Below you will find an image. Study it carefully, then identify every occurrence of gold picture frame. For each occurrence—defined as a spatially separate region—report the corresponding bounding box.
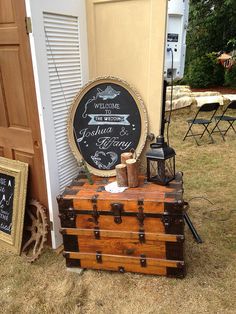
[68,76,148,177]
[0,157,28,254]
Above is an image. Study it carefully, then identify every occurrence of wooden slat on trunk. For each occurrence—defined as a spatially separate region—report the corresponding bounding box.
[61,227,183,242]
[66,251,184,268]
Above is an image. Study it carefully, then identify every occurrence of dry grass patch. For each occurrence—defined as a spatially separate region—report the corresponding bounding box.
[0,106,236,314]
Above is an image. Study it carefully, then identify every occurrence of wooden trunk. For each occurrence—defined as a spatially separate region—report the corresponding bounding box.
[57,173,186,278]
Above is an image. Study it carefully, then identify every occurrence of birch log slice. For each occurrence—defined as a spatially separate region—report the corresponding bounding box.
[126,159,139,188]
[121,152,133,164]
[115,164,128,187]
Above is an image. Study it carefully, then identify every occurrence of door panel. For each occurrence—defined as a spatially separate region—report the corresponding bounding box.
[0,48,29,127]
[0,0,48,238]
[26,0,89,248]
[0,0,15,23]
[86,0,167,136]
[0,68,9,127]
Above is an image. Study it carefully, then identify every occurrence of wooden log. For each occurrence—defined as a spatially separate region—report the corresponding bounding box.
[115,164,128,187]
[121,152,133,164]
[126,159,139,188]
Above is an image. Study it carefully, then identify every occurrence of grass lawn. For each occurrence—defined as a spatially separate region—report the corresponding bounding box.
[0,105,236,314]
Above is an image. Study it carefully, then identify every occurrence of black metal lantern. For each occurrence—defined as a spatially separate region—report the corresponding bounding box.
[146,135,176,185]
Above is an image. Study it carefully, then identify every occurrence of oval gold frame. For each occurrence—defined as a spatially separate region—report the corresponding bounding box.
[68,76,148,177]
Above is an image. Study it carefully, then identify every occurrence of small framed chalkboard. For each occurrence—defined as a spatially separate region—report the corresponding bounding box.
[0,157,28,254]
[68,77,148,176]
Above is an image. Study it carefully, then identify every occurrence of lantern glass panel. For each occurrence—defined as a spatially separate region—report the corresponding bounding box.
[165,157,175,181]
[149,159,157,178]
[148,156,175,185]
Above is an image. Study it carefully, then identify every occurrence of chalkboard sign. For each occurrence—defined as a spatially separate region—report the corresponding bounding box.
[0,157,28,254]
[0,173,15,235]
[68,77,148,176]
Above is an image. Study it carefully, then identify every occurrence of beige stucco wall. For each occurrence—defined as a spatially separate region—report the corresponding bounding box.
[86,0,167,137]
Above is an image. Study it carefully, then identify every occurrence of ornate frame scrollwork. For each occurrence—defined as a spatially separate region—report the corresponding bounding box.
[0,157,28,254]
[67,76,148,177]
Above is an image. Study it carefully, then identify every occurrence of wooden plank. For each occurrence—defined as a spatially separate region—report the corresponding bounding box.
[0,28,18,44]
[13,150,36,198]
[73,197,165,213]
[62,174,184,214]
[60,171,185,276]
[86,0,167,137]
[64,173,182,194]
[0,67,9,127]
[66,251,184,268]
[0,0,49,242]
[0,0,15,23]
[0,47,29,127]
[66,194,184,214]
[0,127,33,153]
[80,259,167,276]
[75,215,165,233]
[69,184,171,197]
[69,173,182,187]
[62,227,183,242]
[77,236,166,259]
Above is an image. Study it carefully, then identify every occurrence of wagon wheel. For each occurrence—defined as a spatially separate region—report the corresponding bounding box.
[21,199,48,263]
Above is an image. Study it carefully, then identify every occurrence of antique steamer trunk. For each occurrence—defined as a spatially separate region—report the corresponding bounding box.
[57,172,186,278]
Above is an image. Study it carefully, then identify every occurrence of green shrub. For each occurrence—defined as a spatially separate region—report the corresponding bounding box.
[186,53,225,88]
[224,63,236,87]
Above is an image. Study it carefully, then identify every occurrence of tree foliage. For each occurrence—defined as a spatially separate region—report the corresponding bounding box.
[225,64,236,87]
[187,0,236,55]
[187,53,224,88]
[185,0,236,87]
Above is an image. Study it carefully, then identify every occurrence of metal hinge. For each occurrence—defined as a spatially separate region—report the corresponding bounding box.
[161,215,172,228]
[137,199,145,227]
[94,227,100,239]
[118,266,125,273]
[140,254,147,267]
[25,17,32,34]
[50,221,53,231]
[138,229,145,243]
[91,194,99,225]
[96,251,102,263]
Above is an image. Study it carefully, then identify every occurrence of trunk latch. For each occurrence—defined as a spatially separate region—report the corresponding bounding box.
[91,194,99,225]
[111,203,124,224]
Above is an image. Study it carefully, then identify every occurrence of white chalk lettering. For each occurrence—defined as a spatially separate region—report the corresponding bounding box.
[0,178,6,186]
[77,126,113,143]
[120,127,129,136]
[88,114,130,126]
[0,222,11,232]
[96,137,132,151]
[0,212,8,221]
[0,209,9,215]
[94,103,120,110]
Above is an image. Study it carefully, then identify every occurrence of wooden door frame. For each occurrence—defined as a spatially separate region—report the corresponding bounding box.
[0,0,50,245]
[25,0,89,248]
[17,0,50,242]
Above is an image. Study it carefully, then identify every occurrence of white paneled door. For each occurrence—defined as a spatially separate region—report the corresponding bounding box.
[25,0,89,248]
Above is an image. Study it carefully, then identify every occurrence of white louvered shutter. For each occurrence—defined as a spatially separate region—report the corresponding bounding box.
[43,12,83,192]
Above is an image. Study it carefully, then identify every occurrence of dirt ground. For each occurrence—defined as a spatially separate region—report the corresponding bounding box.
[1,106,236,314]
